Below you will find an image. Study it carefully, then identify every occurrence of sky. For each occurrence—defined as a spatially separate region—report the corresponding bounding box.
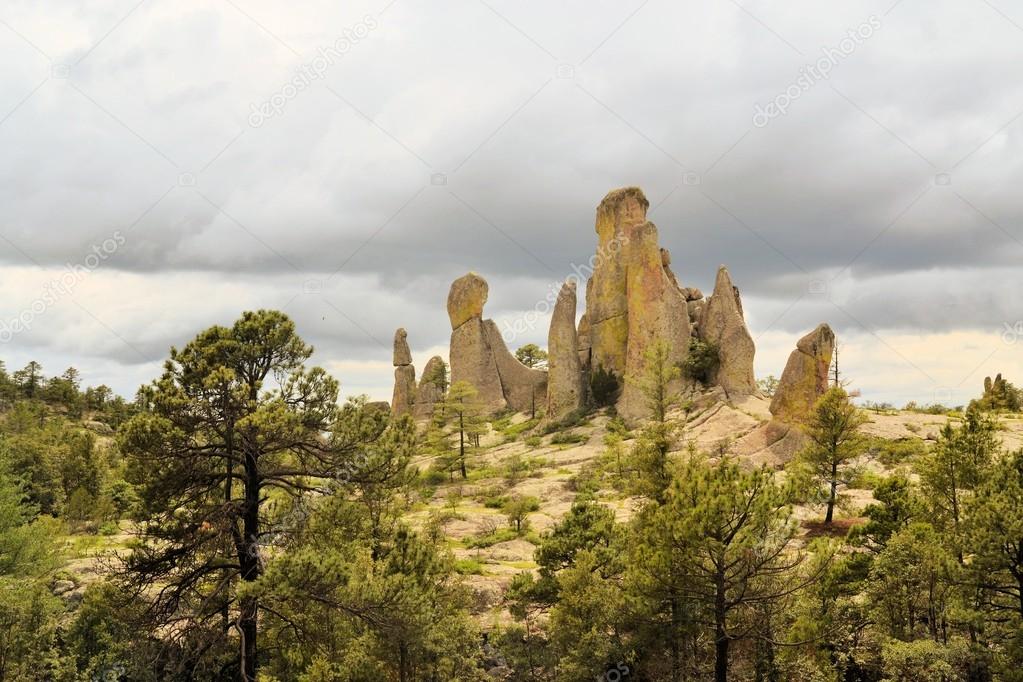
[0,0,1021,407]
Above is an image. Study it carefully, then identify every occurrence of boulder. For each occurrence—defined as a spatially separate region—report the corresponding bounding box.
[546,281,585,422]
[414,356,447,419]
[681,287,704,302]
[769,323,836,422]
[447,272,488,329]
[392,327,412,366]
[699,266,756,397]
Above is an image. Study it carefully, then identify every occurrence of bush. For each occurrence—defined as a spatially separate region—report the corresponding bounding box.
[453,558,484,575]
[681,338,720,384]
[525,435,542,448]
[590,366,620,407]
[865,436,926,467]
[550,431,586,445]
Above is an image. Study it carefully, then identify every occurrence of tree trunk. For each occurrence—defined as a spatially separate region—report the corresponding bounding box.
[459,414,467,479]
[825,461,838,524]
[238,448,261,681]
[670,595,682,682]
[715,572,729,682]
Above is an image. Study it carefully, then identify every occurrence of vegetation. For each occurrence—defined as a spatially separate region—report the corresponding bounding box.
[799,387,868,524]
[514,344,548,369]
[3,310,1023,681]
[680,338,719,384]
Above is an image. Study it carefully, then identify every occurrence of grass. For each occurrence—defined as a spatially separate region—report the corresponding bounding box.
[453,558,486,575]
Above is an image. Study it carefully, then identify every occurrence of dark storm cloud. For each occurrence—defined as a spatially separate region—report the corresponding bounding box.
[0,0,1021,397]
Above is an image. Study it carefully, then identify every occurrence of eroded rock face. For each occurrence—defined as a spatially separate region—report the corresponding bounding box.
[587,187,646,379]
[447,272,548,414]
[584,187,692,420]
[699,266,756,397]
[450,316,507,412]
[577,313,592,371]
[447,272,488,329]
[770,323,836,422]
[483,320,547,414]
[547,281,585,422]
[393,328,412,366]
[391,328,416,417]
[414,356,447,420]
[618,222,691,420]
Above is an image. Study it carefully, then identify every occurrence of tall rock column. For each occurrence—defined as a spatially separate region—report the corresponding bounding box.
[447,272,547,414]
[699,266,756,397]
[584,187,691,420]
[414,355,447,420]
[546,280,585,422]
[391,328,417,417]
[448,272,507,412]
[586,187,645,380]
[770,324,835,422]
[618,220,691,420]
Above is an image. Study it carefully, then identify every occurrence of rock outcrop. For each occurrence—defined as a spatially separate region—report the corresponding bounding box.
[391,328,416,417]
[770,324,836,422]
[584,187,691,420]
[699,266,756,397]
[447,273,547,414]
[414,356,447,420]
[546,281,585,422]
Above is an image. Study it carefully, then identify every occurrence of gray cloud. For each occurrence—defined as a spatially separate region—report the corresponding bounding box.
[0,0,1021,401]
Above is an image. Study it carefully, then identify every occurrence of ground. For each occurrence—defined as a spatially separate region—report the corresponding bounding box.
[410,396,1023,627]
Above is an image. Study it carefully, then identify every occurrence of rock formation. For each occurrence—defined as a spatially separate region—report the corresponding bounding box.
[584,187,691,420]
[546,281,585,422]
[391,328,416,417]
[700,266,756,396]
[447,272,547,414]
[414,355,447,420]
[770,323,836,422]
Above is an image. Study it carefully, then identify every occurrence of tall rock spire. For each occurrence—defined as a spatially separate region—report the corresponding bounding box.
[547,280,585,422]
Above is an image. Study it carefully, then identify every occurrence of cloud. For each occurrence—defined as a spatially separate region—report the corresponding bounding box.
[0,0,1020,403]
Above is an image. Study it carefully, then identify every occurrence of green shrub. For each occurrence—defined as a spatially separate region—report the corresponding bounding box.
[865,436,926,467]
[525,435,542,448]
[590,366,620,407]
[681,338,720,384]
[453,558,484,575]
[550,431,586,445]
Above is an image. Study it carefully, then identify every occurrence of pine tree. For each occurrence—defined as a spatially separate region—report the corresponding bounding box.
[117,310,383,681]
[800,387,867,524]
[433,381,485,480]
